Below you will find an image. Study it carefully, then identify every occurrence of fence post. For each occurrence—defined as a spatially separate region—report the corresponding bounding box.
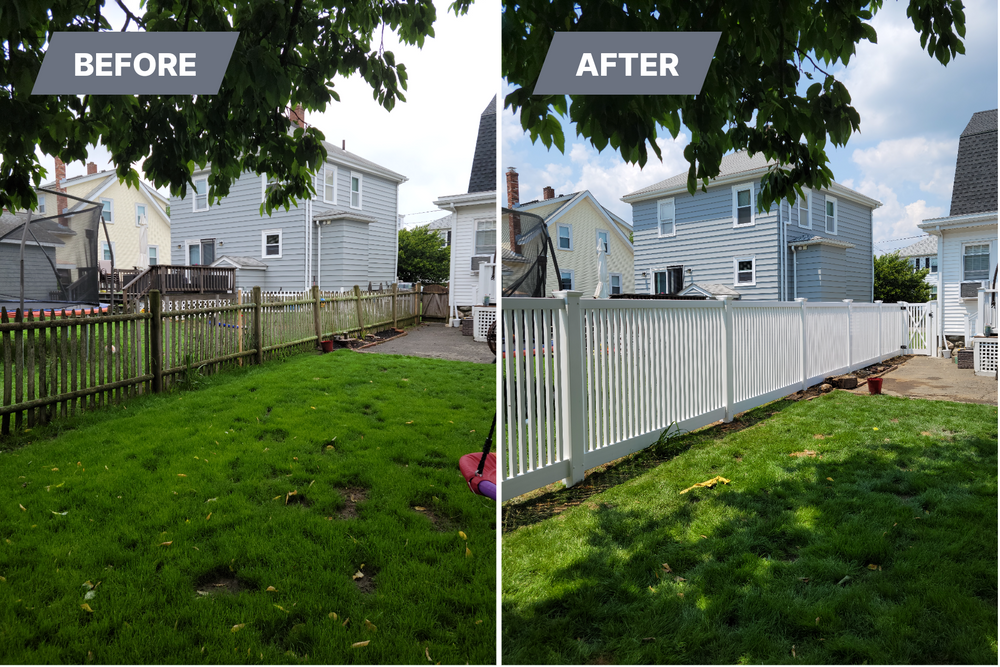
[312,285,322,348]
[353,285,365,338]
[718,295,735,422]
[899,301,909,355]
[253,286,263,365]
[875,300,884,363]
[843,299,854,372]
[391,282,398,328]
[977,288,986,338]
[796,298,808,391]
[150,289,163,393]
[416,282,423,324]
[554,290,587,488]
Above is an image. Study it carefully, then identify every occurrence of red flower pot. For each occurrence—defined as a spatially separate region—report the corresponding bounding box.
[868,377,883,395]
[320,339,334,353]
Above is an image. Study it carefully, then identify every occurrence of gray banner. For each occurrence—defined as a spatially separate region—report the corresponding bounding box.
[32,32,239,95]
[533,32,721,96]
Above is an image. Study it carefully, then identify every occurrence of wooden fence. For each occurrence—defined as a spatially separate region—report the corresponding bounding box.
[1,284,423,435]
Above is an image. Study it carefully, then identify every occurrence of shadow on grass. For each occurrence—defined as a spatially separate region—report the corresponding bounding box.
[502,424,997,664]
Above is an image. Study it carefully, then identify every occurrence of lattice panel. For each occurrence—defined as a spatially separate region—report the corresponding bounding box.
[974,339,997,377]
[473,306,496,343]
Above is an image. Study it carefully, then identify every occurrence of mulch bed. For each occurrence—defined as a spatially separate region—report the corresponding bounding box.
[325,328,407,351]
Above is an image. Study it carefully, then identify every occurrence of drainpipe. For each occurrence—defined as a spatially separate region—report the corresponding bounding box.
[792,244,798,300]
[304,198,311,290]
[317,223,322,290]
[778,201,784,301]
[447,202,458,324]
[936,224,944,357]
[393,185,401,283]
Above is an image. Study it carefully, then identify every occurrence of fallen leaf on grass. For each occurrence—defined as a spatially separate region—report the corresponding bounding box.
[364,619,377,632]
[414,506,426,511]
[342,617,350,627]
[837,575,851,586]
[642,637,656,643]
[679,476,730,494]
[352,571,365,580]
[792,644,796,658]
[798,577,809,583]
[285,490,298,505]
[328,612,337,620]
[51,511,68,516]
[816,617,820,625]
[867,564,878,570]
[662,563,672,572]
[231,624,244,633]
[458,531,467,541]
[826,477,834,482]
[159,541,172,547]
[700,534,709,539]
[790,450,818,458]
[205,513,212,521]
[405,421,413,425]
[80,603,94,612]
[425,647,433,662]
[51,468,58,471]
[82,581,94,590]
[920,431,932,436]
[85,590,96,600]
[19,504,26,511]
[677,592,684,598]
[352,641,370,648]
[674,576,686,582]
[813,434,825,440]
[310,407,316,410]
[465,547,472,558]
[177,474,187,477]
[265,586,277,592]
[873,427,879,431]
[206,497,217,503]
[274,605,288,613]
[272,495,282,501]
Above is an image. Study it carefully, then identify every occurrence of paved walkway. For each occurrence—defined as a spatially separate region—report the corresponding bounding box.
[846,355,997,405]
[358,322,495,364]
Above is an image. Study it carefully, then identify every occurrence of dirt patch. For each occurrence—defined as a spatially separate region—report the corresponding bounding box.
[195,566,256,597]
[284,491,310,507]
[334,487,367,519]
[411,505,453,531]
[352,564,377,594]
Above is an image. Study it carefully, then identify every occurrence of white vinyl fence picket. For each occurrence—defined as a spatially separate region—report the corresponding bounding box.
[501,292,923,501]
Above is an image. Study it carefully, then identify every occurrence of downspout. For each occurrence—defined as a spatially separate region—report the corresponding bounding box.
[792,244,798,300]
[447,202,458,323]
[304,197,311,290]
[936,224,944,356]
[394,185,400,283]
[778,201,784,301]
[317,223,322,290]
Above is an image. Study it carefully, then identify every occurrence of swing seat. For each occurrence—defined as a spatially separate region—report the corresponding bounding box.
[459,451,496,500]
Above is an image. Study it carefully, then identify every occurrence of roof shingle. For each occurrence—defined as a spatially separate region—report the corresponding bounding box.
[467,96,497,193]
[950,109,998,216]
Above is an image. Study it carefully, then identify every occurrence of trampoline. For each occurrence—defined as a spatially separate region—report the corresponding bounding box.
[0,301,110,319]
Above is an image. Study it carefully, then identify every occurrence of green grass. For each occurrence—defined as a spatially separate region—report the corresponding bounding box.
[502,392,997,664]
[0,349,496,664]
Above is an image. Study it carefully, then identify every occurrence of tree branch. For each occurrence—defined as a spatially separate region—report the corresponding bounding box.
[280,0,306,67]
[114,0,144,31]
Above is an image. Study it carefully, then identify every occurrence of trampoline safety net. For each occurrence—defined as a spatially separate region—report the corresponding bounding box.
[501,207,560,299]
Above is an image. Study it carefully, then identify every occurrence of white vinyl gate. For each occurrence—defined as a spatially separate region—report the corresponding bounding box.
[901,302,935,356]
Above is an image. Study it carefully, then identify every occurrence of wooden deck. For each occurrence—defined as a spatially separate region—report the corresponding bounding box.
[100,265,236,305]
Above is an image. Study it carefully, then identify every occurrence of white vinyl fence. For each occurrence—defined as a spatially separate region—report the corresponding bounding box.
[501,292,919,501]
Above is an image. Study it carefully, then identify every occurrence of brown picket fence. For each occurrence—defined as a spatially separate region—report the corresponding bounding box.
[0,284,423,436]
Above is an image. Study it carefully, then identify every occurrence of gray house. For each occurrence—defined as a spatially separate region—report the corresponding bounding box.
[170,112,407,292]
[621,151,881,301]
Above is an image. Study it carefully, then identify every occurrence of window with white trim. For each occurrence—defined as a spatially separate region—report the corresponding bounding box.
[474,218,496,256]
[193,177,209,211]
[559,269,574,291]
[824,196,838,234]
[262,229,283,259]
[323,165,336,204]
[732,184,754,226]
[597,229,610,254]
[350,172,362,209]
[653,267,683,295]
[734,256,756,286]
[657,198,675,236]
[610,273,622,295]
[798,189,811,228]
[929,285,937,300]
[101,241,115,261]
[557,224,573,250]
[148,246,158,266]
[963,243,990,282]
[37,197,45,214]
[101,198,113,223]
[135,203,147,227]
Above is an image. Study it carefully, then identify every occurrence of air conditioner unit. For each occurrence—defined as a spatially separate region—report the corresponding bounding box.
[471,255,492,271]
[961,282,985,299]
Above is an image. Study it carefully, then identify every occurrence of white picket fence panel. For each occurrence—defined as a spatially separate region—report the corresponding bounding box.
[501,293,912,501]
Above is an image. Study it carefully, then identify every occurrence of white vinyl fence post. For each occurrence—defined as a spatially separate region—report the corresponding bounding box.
[796,298,808,391]
[554,290,587,488]
[977,288,986,338]
[899,301,909,355]
[718,295,736,422]
[843,299,854,372]
[875,300,884,362]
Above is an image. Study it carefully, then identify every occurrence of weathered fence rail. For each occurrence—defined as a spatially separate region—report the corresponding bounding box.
[501,292,918,501]
[1,284,422,435]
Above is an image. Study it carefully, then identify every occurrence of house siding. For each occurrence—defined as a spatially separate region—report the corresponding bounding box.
[317,220,370,291]
[544,196,635,297]
[449,202,495,308]
[0,243,58,301]
[632,181,779,299]
[937,225,998,335]
[332,169,398,286]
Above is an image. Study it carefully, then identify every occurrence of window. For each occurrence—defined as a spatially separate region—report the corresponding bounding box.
[188,239,215,265]
[824,196,838,234]
[657,198,675,236]
[559,270,574,291]
[929,285,938,300]
[37,197,45,214]
[193,178,209,211]
[148,246,158,266]
[135,203,147,227]
[734,256,756,286]
[929,256,938,273]
[653,267,683,295]
[262,229,282,259]
[350,172,362,209]
[597,229,610,254]
[732,184,754,226]
[101,198,113,223]
[188,243,200,265]
[557,224,573,250]
[101,241,115,261]
[323,165,336,203]
[963,244,990,282]
[475,218,496,256]
[610,274,622,295]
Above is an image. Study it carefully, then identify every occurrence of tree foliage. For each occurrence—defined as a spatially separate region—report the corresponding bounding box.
[502,0,967,211]
[874,252,931,303]
[1,0,473,213]
[397,224,450,284]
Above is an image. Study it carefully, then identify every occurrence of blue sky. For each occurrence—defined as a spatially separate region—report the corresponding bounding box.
[501,0,998,253]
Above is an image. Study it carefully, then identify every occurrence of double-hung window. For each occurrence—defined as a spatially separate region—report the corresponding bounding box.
[657,198,675,236]
[350,172,362,209]
[101,241,115,261]
[734,256,756,286]
[135,204,147,227]
[323,165,336,203]
[37,197,45,215]
[101,198,113,223]
[557,224,573,250]
[963,244,990,282]
[475,219,496,256]
[148,246,158,266]
[193,177,209,211]
[733,184,754,227]
[610,274,622,295]
[824,196,838,234]
[262,230,282,259]
[597,229,610,254]
[559,270,574,291]
[797,189,811,228]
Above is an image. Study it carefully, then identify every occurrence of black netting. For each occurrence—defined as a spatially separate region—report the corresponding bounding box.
[0,194,104,308]
[501,207,560,298]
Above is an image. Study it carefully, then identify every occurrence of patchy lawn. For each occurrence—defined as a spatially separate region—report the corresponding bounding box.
[1,349,495,664]
[502,392,997,664]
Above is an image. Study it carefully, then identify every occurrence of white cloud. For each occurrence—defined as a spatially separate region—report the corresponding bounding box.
[850,137,957,197]
[852,179,945,244]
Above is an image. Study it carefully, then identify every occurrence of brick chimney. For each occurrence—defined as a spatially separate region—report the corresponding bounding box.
[543,186,555,200]
[289,104,305,129]
[87,162,97,175]
[506,167,519,208]
[53,156,68,214]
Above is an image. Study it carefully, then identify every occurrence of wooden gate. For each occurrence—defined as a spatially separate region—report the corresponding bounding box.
[421,284,449,320]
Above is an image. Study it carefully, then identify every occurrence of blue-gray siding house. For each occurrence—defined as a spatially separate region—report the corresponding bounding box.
[621,151,881,302]
[170,121,407,293]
